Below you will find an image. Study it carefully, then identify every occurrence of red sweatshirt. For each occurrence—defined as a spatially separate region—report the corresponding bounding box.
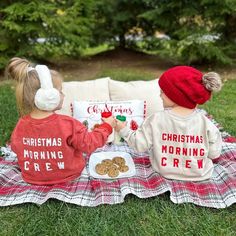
[11,113,112,185]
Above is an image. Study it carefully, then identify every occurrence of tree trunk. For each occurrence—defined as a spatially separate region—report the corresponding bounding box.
[118,34,126,48]
[224,14,236,41]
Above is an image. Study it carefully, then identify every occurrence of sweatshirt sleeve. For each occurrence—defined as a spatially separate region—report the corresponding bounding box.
[119,116,153,153]
[10,129,17,154]
[9,120,21,155]
[67,119,112,154]
[207,120,222,159]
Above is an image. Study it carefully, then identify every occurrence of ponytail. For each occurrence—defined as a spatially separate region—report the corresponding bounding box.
[6,57,40,116]
[6,57,63,116]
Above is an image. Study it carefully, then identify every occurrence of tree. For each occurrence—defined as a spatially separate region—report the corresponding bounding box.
[92,0,150,48]
[1,0,235,68]
[140,0,236,64]
[0,0,96,69]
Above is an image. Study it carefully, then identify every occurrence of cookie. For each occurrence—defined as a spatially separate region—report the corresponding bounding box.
[119,165,129,173]
[92,124,100,130]
[107,166,119,178]
[95,156,130,178]
[102,159,113,167]
[95,163,108,175]
[112,156,126,166]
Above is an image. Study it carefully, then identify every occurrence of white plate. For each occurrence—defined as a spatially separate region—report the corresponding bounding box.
[89,151,136,179]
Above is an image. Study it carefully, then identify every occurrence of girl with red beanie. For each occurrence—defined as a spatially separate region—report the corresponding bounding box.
[115,66,223,181]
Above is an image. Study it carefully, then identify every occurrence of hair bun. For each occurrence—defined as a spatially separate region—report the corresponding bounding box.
[202,72,222,92]
[6,57,30,82]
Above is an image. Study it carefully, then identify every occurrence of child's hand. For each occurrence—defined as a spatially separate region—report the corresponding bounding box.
[115,120,127,132]
[102,116,116,128]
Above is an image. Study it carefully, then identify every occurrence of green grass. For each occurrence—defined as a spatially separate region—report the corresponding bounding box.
[0,81,18,146]
[97,67,154,82]
[0,196,236,236]
[0,71,236,236]
[200,79,236,136]
[81,44,114,57]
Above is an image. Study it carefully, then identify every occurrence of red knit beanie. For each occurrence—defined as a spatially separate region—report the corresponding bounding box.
[158,66,211,109]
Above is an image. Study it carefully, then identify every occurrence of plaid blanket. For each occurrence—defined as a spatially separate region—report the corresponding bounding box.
[1,111,236,208]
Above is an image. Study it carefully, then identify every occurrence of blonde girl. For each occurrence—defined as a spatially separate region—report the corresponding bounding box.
[7,57,116,185]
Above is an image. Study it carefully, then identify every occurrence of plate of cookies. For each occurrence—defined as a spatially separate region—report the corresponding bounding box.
[89,151,136,179]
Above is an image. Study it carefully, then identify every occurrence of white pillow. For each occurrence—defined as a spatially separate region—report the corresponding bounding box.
[57,77,110,116]
[72,100,145,143]
[108,78,163,117]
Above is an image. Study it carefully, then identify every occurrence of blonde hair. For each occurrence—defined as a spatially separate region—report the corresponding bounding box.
[202,72,222,92]
[6,57,63,116]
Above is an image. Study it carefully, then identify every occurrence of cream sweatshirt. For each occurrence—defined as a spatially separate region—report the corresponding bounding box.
[120,109,222,181]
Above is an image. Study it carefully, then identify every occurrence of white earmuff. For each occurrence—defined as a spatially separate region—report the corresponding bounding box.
[34,65,60,111]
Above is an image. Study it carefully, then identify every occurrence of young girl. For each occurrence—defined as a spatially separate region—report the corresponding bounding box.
[115,66,223,181]
[7,57,116,185]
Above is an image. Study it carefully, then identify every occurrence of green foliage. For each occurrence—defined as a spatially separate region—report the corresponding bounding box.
[175,36,232,65]
[0,0,236,68]
[140,0,236,65]
[0,0,96,68]
[92,0,149,48]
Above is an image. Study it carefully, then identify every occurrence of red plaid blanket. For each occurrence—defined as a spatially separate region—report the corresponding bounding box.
[1,111,236,208]
[0,142,236,208]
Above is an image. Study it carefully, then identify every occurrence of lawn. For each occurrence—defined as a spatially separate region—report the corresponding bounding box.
[0,57,236,235]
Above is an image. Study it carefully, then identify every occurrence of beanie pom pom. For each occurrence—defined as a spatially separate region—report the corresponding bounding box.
[202,72,222,92]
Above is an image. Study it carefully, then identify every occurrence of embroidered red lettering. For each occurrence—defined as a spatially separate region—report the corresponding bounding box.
[175,147,181,155]
[200,149,205,156]
[197,159,203,168]
[173,158,179,167]
[169,146,174,154]
[162,133,167,140]
[162,145,167,153]
[185,160,191,168]
[161,157,167,166]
